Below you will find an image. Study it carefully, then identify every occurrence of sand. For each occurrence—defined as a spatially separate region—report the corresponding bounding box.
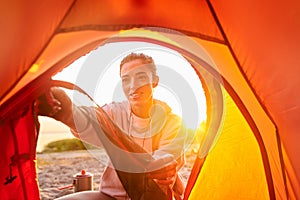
[37,149,196,200]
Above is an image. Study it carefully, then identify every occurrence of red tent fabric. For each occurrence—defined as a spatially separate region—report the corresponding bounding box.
[0,102,40,200]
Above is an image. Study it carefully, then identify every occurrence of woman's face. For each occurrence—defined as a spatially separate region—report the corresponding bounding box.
[120,59,158,108]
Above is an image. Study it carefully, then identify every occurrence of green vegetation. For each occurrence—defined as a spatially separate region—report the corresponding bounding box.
[42,138,97,153]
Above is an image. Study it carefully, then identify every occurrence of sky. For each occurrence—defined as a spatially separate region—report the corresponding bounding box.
[39,42,207,135]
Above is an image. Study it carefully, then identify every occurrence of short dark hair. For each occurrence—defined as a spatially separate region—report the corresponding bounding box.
[119,52,157,76]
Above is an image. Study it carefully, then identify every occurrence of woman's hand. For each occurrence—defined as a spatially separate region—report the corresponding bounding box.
[37,87,74,128]
[146,154,178,186]
[37,88,62,117]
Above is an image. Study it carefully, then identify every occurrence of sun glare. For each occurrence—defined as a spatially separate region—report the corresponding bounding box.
[51,42,206,130]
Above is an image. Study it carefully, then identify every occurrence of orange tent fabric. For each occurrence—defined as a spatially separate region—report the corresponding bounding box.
[0,1,299,199]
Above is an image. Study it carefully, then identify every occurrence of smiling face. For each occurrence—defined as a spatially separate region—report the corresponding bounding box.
[120,58,158,117]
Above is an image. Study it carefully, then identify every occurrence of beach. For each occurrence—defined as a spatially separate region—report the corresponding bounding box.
[37,150,105,199]
[37,148,197,200]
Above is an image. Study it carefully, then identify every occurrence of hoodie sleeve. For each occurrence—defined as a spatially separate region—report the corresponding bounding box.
[70,106,104,148]
[70,102,124,148]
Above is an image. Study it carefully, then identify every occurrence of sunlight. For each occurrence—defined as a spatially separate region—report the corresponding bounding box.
[47,42,206,130]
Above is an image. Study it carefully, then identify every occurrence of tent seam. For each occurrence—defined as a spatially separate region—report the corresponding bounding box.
[183,156,206,200]
[181,45,275,200]
[206,0,288,199]
[0,0,78,104]
[56,24,226,44]
[10,120,28,200]
[0,38,104,120]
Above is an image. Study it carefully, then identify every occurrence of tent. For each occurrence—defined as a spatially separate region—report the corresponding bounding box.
[0,0,299,199]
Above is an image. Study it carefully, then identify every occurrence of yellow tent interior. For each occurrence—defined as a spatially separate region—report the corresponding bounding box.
[0,1,299,199]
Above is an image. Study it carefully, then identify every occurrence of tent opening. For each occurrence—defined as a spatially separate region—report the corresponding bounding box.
[36,41,208,199]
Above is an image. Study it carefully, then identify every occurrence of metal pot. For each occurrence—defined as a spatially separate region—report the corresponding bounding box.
[73,169,93,192]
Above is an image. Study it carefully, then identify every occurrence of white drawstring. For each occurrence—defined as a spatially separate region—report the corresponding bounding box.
[128,112,152,150]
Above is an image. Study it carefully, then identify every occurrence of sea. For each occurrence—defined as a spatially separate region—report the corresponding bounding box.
[36,116,75,153]
[37,131,75,153]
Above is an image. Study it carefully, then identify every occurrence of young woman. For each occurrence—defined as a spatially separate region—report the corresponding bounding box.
[39,53,186,200]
